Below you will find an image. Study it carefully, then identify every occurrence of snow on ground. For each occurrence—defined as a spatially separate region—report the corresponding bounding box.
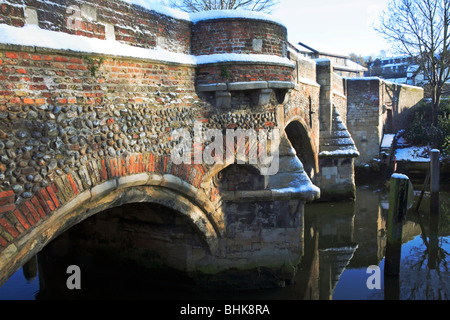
[395,146,431,162]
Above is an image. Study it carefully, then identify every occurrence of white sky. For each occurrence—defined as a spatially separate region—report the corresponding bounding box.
[271,0,393,57]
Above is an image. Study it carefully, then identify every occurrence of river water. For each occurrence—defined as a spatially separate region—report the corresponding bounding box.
[0,180,449,300]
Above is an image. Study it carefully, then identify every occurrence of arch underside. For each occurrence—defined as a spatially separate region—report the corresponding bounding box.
[285,119,318,179]
[0,178,219,287]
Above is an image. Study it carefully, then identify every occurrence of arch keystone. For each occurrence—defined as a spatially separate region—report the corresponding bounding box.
[117,173,150,189]
[91,180,118,200]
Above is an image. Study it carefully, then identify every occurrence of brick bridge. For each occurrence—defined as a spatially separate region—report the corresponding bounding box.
[0,0,389,289]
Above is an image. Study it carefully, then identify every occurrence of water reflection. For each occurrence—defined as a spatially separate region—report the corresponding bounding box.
[0,185,448,300]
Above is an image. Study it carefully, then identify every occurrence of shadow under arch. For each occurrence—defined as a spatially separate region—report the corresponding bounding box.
[201,161,265,185]
[284,118,318,180]
[0,175,219,287]
[214,163,267,192]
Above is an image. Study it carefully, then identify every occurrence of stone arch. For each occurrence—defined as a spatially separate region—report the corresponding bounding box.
[0,172,220,287]
[284,118,318,179]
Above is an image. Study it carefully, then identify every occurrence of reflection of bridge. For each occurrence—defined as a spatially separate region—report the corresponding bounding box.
[0,0,418,289]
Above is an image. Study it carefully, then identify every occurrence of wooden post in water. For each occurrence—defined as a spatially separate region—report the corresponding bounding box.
[385,173,412,277]
[430,150,440,215]
[429,150,440,269]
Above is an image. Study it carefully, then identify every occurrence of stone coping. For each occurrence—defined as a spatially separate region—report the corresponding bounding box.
[197,81,296,92]
[0,43,197,67]
[220,186,320,202]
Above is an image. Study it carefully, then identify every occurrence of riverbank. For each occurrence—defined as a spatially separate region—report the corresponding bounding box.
[356,131,450,187]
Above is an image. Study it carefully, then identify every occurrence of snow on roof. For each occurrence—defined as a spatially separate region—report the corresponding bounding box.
[296,41,350,58]
[345,59,368,71]
[377,54,411,61]
[384,78,408,84]
[288,42,313,54]
[334,63,367,72]
[381,134,395,149]
[407,65,420,73]
[345,76,381,81]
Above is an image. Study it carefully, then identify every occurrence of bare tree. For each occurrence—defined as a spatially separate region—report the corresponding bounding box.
[375,0,450,126]
[168,0,279,13]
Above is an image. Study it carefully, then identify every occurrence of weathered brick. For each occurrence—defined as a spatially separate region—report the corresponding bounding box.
[35,192,51,215]
[0,234,8,247]
[13,209,30,230]
[46,186,60,208]
[100,159,108,181]
[30,196,46,218]
[24,201,41,223]
[0,217,19,238]
[67,174,80,195]
[54,56,69,62]
[5,52,18,59]
[0,204,15,214]
[0,190,14,199]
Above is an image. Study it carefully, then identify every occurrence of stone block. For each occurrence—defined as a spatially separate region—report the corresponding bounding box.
[24,8,38,26]
[228,81,268,91]
[117,173,149,189]
[104,23,116,41]
[252,39,263,52]
[81,4,97,21]
[250,89,272,107]
[197,83,227,92]
[215,91,231,108]
[268,81,295,89]
[91,180,117,200]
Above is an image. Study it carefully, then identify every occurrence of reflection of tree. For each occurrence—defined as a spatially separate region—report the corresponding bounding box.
[414,191,450,266]
[400,237,449,300]
[400,191,450,300]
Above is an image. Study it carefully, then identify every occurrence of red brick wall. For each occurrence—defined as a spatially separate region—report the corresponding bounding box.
[0,49,198,107]
[0,2,25,27]
[192,19,287,57]
[197,64,294,85]
[0,0,192,53]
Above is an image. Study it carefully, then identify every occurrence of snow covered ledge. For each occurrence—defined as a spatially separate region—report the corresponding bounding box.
[0,24,197,66]
[0,24,293,67]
